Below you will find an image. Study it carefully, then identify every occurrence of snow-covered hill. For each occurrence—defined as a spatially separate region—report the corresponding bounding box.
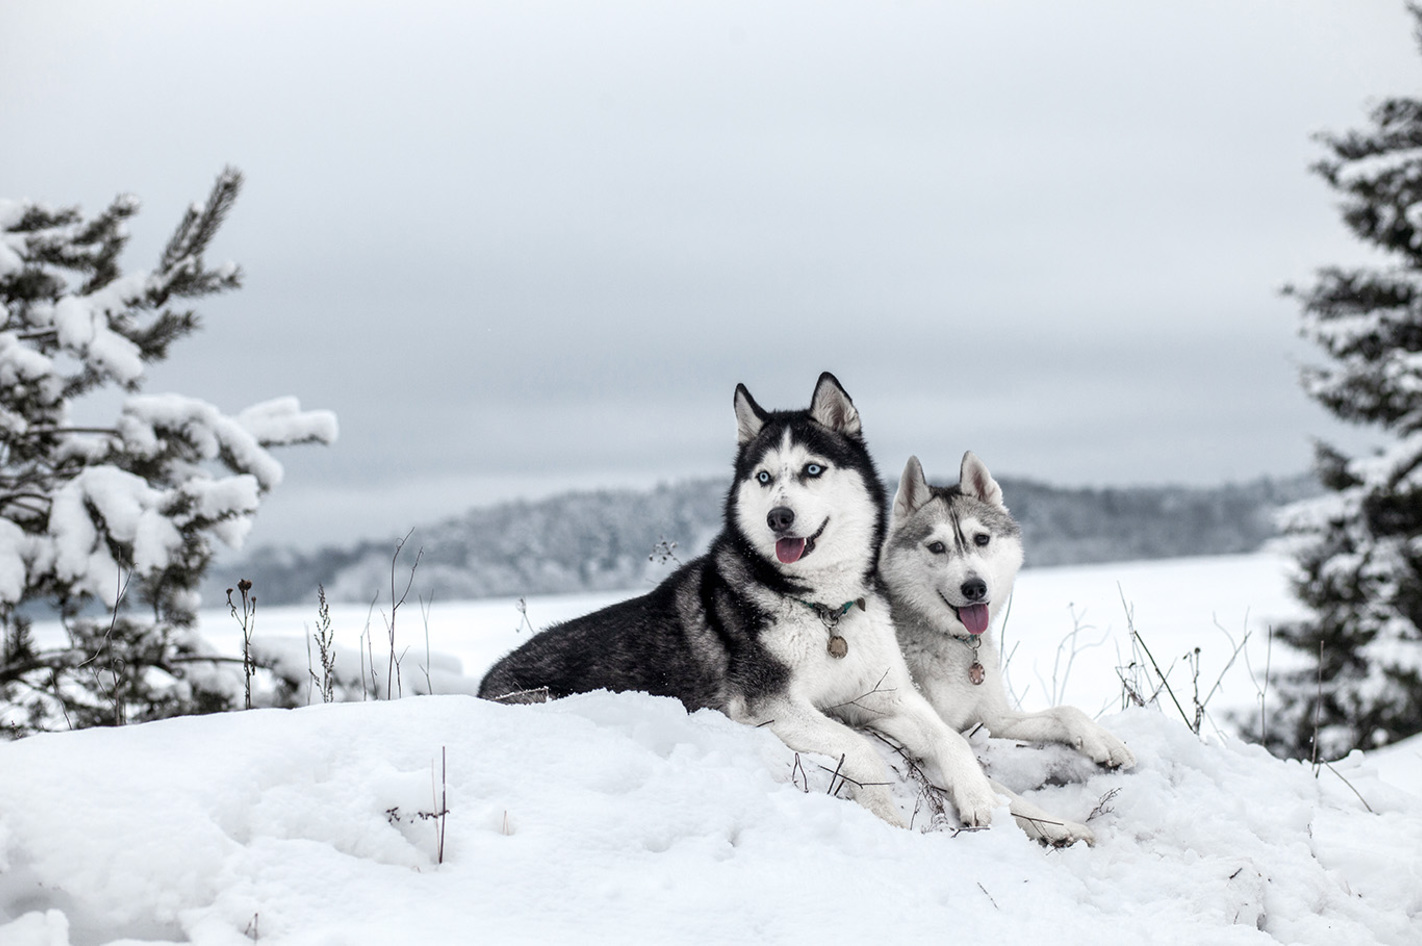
[1,695,1418,945]
[2,552,1419,945]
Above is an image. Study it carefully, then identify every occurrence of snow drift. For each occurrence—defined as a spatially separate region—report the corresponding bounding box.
[0,691,1417,946]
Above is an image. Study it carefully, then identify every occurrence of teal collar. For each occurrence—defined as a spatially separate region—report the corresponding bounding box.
[795,597,863,628]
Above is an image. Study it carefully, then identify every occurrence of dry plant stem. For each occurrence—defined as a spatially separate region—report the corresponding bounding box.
[826,670,896,716]
[790,753,809,792]
[304,632,314,706]
[1039,603,1110,709]
[825,753,848,798]
[648,536,682,568]
[308,584,336,704]
[1320,760,1375,813]
[1312,640,1324,769]
[385,529,423,700]
[78,568,133,725]
[361,591,378,699]
[1262,623,1273,744]
[515,597,536,635]
[489,685,550,704]
[1086,787,1120,822]
[1192,616,1251,736]
[432,745,448,865]
[1239,616,1273,743]
[419,592,434,695]
[868,730,949,825]
[1119,584,1191,729]
[227,579,256,711]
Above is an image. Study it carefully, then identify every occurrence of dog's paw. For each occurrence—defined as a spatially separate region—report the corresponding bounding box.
[853,784,908,828]
[951,780,1001,829]
[1077,728,1136,770]
[1014,811,1096,848]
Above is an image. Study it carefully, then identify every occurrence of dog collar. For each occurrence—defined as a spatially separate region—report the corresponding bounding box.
[795,597,865,659]
[948,631,987,686]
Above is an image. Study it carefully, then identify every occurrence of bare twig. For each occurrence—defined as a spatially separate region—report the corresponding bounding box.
[1320,760,1375,814]
[384,529,423,700]
[1119,585,1191,729]
[977,882,1000,910]
[869,730,950,826]
[227,579,256,710]
[1312,640,1324,770]
[310,584,336,704]
[825,753,848,798]
[488,686,550,704]
[515,597,536,635]
[1086,787,1121,822]
[827,669,896,716]
[648,536,682,568]
[1192,615,1252,736]
[1036,603,1110,708]
[432,745,449,864]
[790,753,809,793]
[420,592,434,695]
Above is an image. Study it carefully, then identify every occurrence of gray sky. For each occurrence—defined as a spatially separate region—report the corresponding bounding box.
[2,0,1418,549]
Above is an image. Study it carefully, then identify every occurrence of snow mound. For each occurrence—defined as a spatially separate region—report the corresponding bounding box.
[0,695,1417,945]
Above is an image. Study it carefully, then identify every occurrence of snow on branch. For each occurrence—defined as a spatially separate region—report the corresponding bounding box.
[118,394,337,492]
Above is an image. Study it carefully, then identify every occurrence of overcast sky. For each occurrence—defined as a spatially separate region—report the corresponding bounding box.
[3,1,1420,550]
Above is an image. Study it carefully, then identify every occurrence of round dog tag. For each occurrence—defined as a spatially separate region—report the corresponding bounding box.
[828,635,848,658]
[968,661,985,686]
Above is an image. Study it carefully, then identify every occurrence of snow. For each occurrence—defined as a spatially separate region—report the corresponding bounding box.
[2,551,1420,945]
[236,397,340,448]
[45,275,149,385]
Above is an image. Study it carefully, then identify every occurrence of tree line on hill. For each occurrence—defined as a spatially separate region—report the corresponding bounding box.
[204,472,1321,609]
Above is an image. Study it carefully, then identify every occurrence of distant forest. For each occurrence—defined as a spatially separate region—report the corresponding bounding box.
[205,473,1319,607]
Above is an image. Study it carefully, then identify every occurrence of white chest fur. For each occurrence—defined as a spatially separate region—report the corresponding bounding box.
[898,624,1005,731]
[759,595,917,715]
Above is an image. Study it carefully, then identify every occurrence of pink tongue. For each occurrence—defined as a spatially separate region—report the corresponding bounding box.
[958,604,990,635]
[776,537,806,564]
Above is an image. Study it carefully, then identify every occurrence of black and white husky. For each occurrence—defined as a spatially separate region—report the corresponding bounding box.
[479,374,1001,828]
[881,451,1136,844]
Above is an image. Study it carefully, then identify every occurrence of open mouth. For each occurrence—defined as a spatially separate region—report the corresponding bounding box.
[775,517,829,564]
[938,590,991,635]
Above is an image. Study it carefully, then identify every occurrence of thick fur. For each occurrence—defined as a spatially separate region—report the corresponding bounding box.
[881,451,1136,845]
[479,374,1001,828]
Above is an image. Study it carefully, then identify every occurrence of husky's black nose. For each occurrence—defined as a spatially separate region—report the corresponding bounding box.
[961,578,987,602]
[767,506,796,533]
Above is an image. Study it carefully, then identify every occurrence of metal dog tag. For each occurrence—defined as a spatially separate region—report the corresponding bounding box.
[828,635,848,658]
[968,661,985,686]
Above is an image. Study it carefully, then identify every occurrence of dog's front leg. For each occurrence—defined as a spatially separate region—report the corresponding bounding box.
[867,699,1002,828]
[982,706,1136,769]
[989,779,1096,847]
[736,697,906,827]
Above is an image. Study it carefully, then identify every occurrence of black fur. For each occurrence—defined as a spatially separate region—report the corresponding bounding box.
[477,373,885,713]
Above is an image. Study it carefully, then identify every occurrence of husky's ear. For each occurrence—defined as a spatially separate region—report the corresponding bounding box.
[808,371,861,438]
[892,456,933,524]
[734,383,768,445]
[960,451,1004,508]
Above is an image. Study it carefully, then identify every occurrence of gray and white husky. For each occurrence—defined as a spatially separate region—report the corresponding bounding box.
[479,374,1001,828]
[881,451,1136,845]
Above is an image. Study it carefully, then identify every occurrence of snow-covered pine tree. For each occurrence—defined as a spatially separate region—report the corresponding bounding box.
[1273,9,1422,759]
[0,168,337,736]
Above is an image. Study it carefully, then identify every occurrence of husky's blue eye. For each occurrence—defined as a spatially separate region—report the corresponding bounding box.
[974,533,990,547]
[927,541,946,555]
[756,471,772,485]
[804,463,824,477]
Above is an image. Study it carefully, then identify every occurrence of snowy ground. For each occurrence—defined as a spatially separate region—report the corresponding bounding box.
[3,551,1420,945]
